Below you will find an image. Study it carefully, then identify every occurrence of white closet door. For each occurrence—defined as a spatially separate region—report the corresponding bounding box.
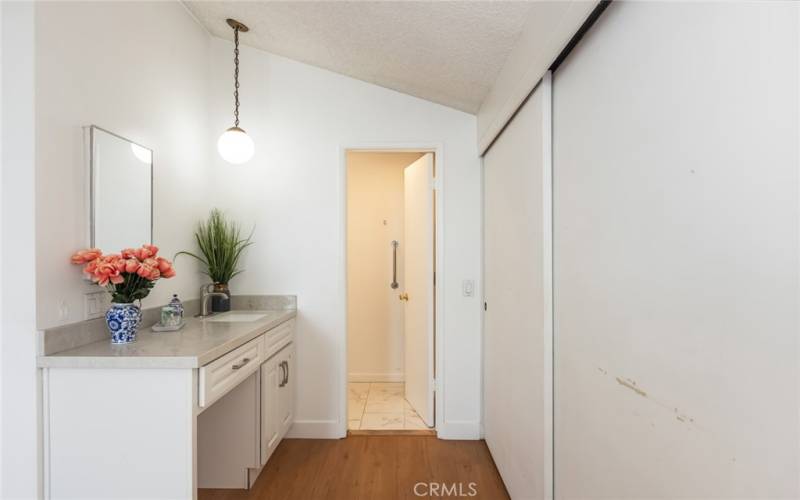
[553,2,799,498]
[484,77,551,500]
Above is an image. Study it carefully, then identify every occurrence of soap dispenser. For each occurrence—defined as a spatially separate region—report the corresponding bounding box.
[169,294,184,319]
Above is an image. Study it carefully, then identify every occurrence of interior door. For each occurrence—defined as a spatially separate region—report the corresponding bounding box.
[483,79,549,498]
[553,3,800,497]
[402,153,434,427]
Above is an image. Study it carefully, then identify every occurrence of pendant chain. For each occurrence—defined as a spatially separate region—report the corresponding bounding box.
[233,26,240,128]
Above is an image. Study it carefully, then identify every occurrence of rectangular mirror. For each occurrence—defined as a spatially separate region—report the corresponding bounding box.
[89,126,153,251]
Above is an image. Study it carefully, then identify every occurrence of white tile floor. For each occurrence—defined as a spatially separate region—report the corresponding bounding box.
[348,382,430,431]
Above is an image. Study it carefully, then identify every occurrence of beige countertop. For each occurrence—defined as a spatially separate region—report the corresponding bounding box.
[37,309,296,369]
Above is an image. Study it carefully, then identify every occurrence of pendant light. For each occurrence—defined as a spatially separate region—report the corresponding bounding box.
[217,18,254,164]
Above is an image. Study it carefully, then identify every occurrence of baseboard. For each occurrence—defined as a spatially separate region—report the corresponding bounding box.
[285,420,344,439]
[348,372,404,383]
[437,420,481,440]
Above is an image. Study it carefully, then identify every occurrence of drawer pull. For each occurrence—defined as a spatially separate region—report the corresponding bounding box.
[232,357,251,370]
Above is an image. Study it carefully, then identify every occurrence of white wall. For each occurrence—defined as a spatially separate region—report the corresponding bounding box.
[207,39,483,438]
[35,1,213,330]
[1,3,39,497]
[553,2,799,497]
[346,152,423,383]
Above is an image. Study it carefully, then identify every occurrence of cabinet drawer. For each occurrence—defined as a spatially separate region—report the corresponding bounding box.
[264,319,295,359]
[199,336,263,407]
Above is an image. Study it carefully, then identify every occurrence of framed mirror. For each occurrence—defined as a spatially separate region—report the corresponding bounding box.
[89,125,153,250]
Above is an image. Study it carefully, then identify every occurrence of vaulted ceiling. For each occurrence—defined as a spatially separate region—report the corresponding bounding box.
[183,1,536,114]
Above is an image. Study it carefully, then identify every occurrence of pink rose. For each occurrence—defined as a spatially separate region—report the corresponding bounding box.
[92,259,123,286]
[135,244,159,260]
[137,259,161,281]
[113,258,127,272]
[156,257,176,279]
[124,258,140,273]
[70,248,102,264]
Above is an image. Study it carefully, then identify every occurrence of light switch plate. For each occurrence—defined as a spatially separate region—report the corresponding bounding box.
[462,279,474,297]
[84,291,109,320]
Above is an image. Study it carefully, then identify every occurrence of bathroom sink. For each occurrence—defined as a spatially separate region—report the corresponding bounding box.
[204,312,268,323]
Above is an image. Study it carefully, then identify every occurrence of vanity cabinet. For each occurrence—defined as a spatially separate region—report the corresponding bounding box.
[278,343,295,437]
[199,319,296,489]
[260,341,295,465]
[39,308,297,499]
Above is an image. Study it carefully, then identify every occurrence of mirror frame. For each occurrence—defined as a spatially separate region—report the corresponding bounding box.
[88,125,154,249]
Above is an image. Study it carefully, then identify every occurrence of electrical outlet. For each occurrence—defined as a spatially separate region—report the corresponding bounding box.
[84,291,109,320]
[58,299,70,321]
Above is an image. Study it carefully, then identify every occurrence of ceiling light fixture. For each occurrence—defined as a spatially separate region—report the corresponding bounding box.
[217,18,254,164]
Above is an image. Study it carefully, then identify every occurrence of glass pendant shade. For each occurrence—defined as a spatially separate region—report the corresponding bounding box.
[217,126,254,164]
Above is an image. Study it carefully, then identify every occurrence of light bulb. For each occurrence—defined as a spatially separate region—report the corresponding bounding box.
[217,127,254,164]
[130,143,152,164]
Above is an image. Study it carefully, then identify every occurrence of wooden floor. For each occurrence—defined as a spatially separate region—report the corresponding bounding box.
[199,436,509,500]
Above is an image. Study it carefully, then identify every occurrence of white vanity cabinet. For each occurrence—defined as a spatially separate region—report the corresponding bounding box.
[261,340,295,465]
[278,342,295,437]
[40,310,297,500]
[199,319,297,489]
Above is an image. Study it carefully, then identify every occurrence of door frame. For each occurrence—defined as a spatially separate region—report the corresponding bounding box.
[338,143,444,437]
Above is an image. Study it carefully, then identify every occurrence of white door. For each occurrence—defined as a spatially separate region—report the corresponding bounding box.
[278,343,295,436]
[553,3,800,497]
[260,356,280,465]
[402,153,435,427]
[483,80,550,499]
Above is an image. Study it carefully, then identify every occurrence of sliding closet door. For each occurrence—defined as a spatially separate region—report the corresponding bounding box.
[553,2,799,498]
[484,77,551,500]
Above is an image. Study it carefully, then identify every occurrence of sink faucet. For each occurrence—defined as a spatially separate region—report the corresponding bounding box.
[199,284,229,317]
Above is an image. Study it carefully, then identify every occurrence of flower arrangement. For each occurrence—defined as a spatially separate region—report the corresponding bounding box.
[71,244,176,304]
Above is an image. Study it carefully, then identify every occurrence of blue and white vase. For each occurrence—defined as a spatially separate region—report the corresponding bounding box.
[105,303,142,344]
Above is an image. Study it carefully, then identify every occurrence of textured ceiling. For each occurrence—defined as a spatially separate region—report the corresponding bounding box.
[183,1,536,113]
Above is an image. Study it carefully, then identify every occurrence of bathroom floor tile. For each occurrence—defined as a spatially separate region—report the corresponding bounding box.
[364,395,404,413]
[348,398,366,419]
[348,382,427,431]
[360,412,404,430]
[348,382,370,400]
[404,413,429,430]
[370,382,403,391]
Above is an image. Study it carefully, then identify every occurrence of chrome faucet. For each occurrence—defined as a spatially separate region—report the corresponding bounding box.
[199,284,229,317]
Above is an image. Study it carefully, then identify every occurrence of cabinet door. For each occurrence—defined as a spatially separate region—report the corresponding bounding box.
[278,342,295,437]
[260,356,280,465]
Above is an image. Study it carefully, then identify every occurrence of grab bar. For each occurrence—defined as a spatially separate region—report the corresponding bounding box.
[390,240,399,289]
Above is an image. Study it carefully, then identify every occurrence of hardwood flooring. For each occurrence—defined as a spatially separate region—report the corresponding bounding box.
[198,436,509,500]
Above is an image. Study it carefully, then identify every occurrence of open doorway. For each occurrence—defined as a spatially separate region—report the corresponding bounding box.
[345,150,436,433]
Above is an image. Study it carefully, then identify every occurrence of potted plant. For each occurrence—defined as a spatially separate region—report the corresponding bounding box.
[71,244,176,344]
[178,209,253,312]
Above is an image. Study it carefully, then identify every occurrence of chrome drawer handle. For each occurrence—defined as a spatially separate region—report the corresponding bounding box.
[232,357,251,370]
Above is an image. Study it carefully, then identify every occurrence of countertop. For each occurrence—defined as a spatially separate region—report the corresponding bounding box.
[37,309,296,369]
